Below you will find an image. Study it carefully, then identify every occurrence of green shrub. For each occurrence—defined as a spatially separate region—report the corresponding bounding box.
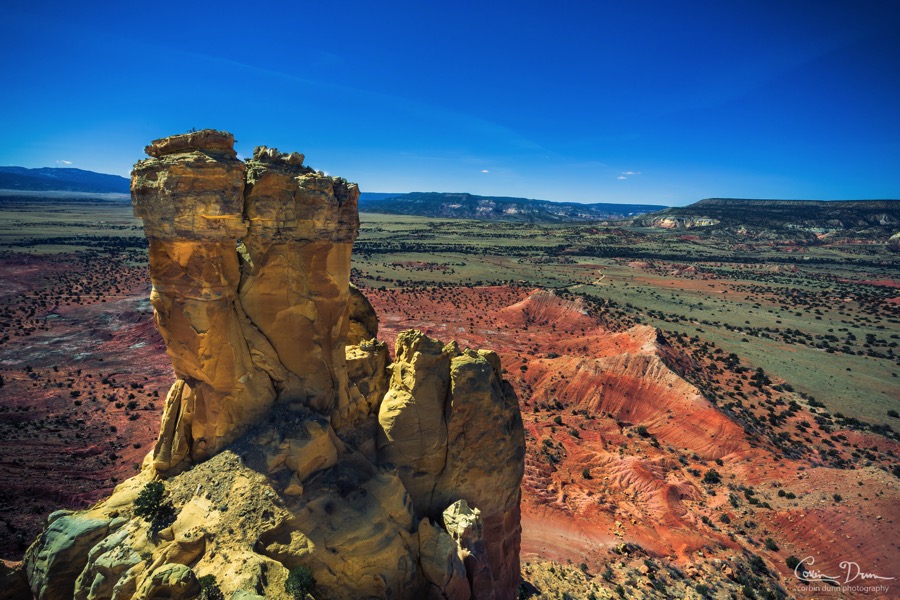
[748,554,768,575]
[764,537,779,552]
[582,468,592,479]
[198,575,224,600]
[285,566,316,599]
[133,481,176,537]
[786,555,801,570]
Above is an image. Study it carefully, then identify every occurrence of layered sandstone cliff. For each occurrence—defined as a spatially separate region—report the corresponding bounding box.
[21,131,524,600]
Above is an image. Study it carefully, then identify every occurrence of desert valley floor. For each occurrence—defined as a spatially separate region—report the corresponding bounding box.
[0,198,898,598]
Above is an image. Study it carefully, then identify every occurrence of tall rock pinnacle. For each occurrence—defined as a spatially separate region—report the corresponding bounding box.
[22,130,524,600]
[131,131,359,473]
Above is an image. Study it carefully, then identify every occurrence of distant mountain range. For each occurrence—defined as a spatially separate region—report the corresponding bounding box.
[0,166,131,193]
[4,167,894,237]
[636,198,900,239]
[358,191,664,222]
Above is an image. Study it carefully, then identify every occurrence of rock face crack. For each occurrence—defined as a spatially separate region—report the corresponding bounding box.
[23,130,524,600]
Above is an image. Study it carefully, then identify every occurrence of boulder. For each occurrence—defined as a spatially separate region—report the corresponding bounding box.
[25,515,112,600]
[418,518,470,600]
[134,564,199,600]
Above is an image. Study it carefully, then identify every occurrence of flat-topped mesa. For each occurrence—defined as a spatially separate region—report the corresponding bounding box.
[130,130,360,473]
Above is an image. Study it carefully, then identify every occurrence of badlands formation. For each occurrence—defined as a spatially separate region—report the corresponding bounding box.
[18,131,525,600]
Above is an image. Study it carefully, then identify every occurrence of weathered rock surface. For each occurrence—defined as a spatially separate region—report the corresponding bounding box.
[132,131,274,473]
[239,145,359,414]
[417,518,470,600]
[640,215,720,229]
[379,332,525,598]
[132,131,360,473]
[23,131,524,600]
[25,513,115,600]
[347,283,379,344]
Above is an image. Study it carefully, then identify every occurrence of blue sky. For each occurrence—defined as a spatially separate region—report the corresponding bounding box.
[1,0,898,206]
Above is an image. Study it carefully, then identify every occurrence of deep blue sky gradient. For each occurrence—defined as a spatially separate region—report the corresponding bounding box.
[2,0,898,205]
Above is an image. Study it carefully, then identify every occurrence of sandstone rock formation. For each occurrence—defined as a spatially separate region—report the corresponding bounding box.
[22,130,524,600]
[378,332,524,596]
[131,133,359,473]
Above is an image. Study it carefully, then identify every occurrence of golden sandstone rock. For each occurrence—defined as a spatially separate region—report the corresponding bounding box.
[22,130,524,600]
[379,335,525,597]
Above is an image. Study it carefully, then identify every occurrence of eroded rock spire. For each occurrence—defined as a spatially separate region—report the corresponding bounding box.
[22,130,524,600]
[132,130,359,472]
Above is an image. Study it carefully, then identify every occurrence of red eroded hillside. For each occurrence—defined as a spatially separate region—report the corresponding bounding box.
[366,286,900,598]
[2,268,897,597]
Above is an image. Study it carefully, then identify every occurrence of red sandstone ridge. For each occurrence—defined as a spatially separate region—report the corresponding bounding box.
[375,289,750,555]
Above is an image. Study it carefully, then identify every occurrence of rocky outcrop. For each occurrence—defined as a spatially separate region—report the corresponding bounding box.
[239,144,359,415]
[26,512,117,600]
[131,133,359,473]
[378,332,525,597]
[24,131,524,600]
[635,198,900,240]
[640,216,720,229]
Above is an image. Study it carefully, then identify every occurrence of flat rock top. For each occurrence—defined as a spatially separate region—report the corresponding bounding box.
[145,130,236,158]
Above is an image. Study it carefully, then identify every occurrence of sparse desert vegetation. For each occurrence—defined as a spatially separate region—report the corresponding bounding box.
[0,198,897,598]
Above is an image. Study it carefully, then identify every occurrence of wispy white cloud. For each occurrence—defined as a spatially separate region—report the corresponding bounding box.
[160,46,548,154]
[622,171,641,175]
[56,160,72,165]
[617,175,628,180]
[481,169,489,173]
